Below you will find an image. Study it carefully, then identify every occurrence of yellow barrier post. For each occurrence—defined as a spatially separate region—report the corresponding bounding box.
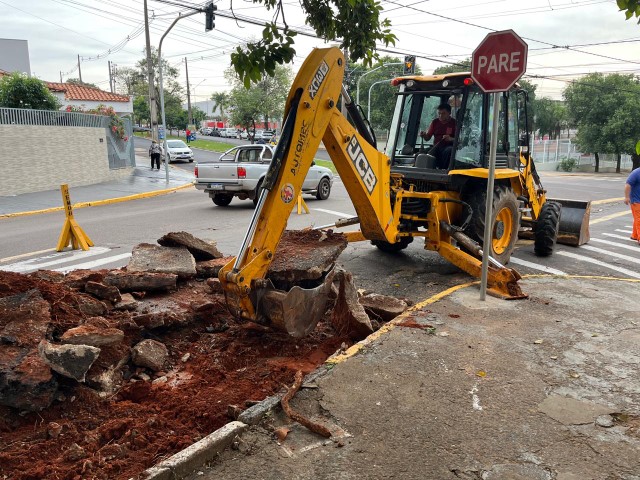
[296,194,309,215]
[56,184,94,252]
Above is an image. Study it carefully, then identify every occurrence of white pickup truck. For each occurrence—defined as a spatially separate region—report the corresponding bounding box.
[194,145,334,207]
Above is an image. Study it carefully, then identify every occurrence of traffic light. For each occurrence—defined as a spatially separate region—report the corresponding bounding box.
[403,55,416,75]
[205,2,217,31]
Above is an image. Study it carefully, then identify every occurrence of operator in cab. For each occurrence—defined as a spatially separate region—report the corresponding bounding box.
[419,103,456,169]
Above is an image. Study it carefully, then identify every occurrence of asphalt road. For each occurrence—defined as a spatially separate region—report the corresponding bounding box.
[0,170,635,302]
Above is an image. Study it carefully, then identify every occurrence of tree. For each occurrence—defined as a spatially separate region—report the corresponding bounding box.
[564,73,640,173]
[65,78,98,88]
[533,98,566,140]
[617,0,640,22]
[192,106,207,125]
[0,73,60,110]
[211,92,230,121]
[433,59,471,75]
[133,95,150,126]
[225,64,292,137]
[229,0,396,86]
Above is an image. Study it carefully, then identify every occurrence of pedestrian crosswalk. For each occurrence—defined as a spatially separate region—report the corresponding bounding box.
[0,247,131,274]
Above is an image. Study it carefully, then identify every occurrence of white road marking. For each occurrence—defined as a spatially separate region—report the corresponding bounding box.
[591,237,640,252]
[614,229,633,234]
[602,233,638,242]
[313,208,355,217]
[0,247,112,273]
[0,248,57,264]
[53,253,132,273]
[556,251,640,279]
[509,256,567,275]
[580,245,640,265]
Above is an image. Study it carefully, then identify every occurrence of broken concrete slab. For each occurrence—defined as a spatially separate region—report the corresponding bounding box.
[0,289,51,347]
[38,340,101,383]
[75,294,108,316]
[196,257,232,279]
[537,395,615,426]
[62,270,105,290]
[205,277,224,294]
[0,350,59,411]
[132,310,191,329]
[131,339,168,372]
[157,231,223,261]
[359,293,408,322]
[127,243,197,279]
[330,268,373,340]
[104,271,177,292]
[114,293,137,311]
[60,324,125,347]
[85,281,122,304]
[267,230,347,287]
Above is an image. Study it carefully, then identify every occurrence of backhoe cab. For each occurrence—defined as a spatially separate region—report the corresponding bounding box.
[218,47,590,337]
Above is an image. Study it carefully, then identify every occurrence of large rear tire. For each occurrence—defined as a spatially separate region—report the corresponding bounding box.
[212,194,233,207]
[464,186,520,264]
[371,236,414,253]
[534,201,561,257]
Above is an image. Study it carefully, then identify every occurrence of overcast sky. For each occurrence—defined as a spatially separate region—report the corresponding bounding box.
[1,0,639,101]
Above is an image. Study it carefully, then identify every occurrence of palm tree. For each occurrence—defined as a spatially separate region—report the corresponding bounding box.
[211,92,229,122]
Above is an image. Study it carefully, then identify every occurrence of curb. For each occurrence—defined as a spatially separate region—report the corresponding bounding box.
[0,183,194,220]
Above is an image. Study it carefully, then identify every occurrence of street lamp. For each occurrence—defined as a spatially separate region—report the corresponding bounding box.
[368,78,394,122]
[356,62,402,107]
[158,10,201,181]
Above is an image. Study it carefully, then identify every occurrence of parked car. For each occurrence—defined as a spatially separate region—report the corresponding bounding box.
[260,130,276,141]
[238,130,249,140]
[219,128,238,138]
[201,127,213,135]
[165,140,194,163]
[194,144,333,206]
[210,128,221,137]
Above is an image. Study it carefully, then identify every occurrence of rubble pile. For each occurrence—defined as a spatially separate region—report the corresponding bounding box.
[0,231,408,480]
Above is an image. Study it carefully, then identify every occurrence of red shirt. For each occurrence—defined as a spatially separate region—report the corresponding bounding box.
[427,117,456,145]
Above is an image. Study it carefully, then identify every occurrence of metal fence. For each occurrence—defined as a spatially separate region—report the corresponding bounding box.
[0,107,135,168]
[531,139,633,170]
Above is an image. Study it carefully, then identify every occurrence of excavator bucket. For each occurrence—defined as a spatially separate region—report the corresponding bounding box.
[551,198,591,246]
[258,269,336,338]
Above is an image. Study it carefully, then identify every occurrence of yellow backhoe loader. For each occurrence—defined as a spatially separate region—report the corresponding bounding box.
[218,47,590,337]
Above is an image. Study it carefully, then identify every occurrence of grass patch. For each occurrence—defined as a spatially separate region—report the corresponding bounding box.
[314,159,337,174]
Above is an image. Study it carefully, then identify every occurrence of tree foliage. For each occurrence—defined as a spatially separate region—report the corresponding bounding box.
[230,0,396,87]
[0,73,60,110]
[210,92,230,121]
[433,59,471,75]
[533,98,566,140]
[225,64,292,134]
[564,73,640,172]
[133,95,150,125]
[65,78,98,88]
[617,0,640,22]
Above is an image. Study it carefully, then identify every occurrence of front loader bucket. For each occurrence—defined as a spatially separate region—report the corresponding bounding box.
[257,268,336,338]
[551,199,591,246]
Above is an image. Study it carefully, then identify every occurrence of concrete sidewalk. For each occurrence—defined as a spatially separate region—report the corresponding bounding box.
[0,158,194,218]
[178,276,640,480]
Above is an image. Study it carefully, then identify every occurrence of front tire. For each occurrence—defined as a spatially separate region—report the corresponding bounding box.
[316,177,331,200]
[464,185,520,264]
[534,202,561,257]
[212,194,233,207]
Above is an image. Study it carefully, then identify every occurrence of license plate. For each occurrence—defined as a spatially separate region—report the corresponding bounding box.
[210,184,223,190]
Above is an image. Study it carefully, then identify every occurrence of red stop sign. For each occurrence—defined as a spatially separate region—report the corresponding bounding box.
[471,30,528,93]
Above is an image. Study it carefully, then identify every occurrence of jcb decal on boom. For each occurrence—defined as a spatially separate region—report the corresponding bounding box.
[309,61,329,100]
[347,136,377,194]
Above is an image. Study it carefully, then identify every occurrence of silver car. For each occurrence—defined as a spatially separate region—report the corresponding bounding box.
[165,140,194,163]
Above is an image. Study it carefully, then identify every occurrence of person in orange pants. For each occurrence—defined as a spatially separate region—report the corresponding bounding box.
[624,166,640,245]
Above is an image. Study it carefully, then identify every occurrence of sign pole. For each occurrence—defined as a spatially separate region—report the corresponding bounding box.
[479,93,501,300]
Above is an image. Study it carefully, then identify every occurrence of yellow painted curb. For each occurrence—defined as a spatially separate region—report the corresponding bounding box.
[0,183,194,220]
[590,210,631,224]
[326,274,639,366]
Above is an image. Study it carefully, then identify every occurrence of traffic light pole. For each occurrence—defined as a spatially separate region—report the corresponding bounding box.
[158,10,200,182]
[356,63,402,108]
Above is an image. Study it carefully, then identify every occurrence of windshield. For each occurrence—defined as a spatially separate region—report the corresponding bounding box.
[167,141,187,148]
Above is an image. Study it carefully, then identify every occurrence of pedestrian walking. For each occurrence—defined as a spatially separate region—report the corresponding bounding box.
[624,166,640,245]
[149,140,162,170]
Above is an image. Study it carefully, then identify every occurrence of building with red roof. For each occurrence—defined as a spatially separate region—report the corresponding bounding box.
[45,82,133,115]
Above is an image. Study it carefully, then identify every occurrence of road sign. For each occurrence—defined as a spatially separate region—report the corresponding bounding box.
[471,30,528,93]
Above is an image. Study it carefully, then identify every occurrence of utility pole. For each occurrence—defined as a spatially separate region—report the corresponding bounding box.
[108,61,113,93]
[144,0,158,140]
[77,55,83,84]
[185,57,193,126]
[59,71,63,83]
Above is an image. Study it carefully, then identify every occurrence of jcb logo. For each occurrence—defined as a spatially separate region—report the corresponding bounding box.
[309,61,329,100]
[347,137,377,194]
